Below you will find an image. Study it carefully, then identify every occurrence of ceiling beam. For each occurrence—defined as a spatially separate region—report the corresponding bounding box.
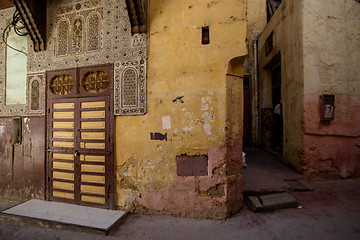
[0,0,14,10]
[125,0,147,34]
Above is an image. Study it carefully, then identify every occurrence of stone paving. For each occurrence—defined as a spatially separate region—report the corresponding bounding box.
[0,149,359,240]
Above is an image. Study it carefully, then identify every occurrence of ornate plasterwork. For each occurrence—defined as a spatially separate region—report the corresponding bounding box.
[114,59,146,115]
[27,72,46,115]
[87,12,101,52]
[71,16,85,54]
[56,19,70,57]
[0,0,147,117]
[26,0,147,71]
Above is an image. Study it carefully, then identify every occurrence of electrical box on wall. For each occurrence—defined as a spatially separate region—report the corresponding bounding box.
[319,94,335,122]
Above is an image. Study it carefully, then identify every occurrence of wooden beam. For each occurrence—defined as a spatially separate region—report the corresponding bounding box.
[0,0,14,10]
[10,0,46,52]
[125,0,147,35]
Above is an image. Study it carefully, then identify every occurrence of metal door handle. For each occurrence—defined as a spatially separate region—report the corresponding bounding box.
[74,150,80,157]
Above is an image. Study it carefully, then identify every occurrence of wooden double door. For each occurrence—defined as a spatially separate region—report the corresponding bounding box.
[46,65,114,208]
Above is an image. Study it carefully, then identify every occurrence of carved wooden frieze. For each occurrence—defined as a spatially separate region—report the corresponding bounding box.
[82,71,110,93]
[27,72,46,115]
[114,59,146,115]
[49,74,74,95]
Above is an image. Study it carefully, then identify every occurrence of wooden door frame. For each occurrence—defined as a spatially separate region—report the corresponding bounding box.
[45,64,114,209]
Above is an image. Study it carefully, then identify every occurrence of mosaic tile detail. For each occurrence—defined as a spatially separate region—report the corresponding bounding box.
[114,59,147,115]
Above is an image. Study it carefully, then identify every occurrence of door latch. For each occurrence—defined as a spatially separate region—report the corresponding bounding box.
[74,150,80,157]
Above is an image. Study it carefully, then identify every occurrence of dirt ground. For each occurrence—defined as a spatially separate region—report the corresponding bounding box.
[1,178,359,240]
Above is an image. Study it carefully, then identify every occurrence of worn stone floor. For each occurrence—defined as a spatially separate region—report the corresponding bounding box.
[243,148,306,195]
[0,149,359,240]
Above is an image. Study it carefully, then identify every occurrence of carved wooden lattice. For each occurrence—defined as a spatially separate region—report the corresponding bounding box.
[82,71,109,93]
[50,75,74,95]
[114,59,146,115]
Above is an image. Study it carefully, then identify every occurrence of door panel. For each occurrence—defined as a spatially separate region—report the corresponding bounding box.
[49,98,77,204]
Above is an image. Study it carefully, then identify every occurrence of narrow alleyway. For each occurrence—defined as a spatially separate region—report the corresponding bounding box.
[1,149,360,240]
[242,148,312,195]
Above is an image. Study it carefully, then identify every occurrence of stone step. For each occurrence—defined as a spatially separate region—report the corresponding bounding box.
[246,192,299,212]
[0,199,128,235]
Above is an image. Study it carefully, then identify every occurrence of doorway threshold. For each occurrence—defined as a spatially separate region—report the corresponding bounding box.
[1,199,128,233]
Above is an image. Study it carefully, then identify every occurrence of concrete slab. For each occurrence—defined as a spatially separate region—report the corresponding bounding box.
[1,199,128,233]
[260,192,298,211]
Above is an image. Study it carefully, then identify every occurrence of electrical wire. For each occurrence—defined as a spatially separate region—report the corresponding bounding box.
[2,10,28,56]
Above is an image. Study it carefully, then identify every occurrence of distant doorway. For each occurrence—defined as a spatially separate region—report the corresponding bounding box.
[271,64,282,151]
[243,75,252,147]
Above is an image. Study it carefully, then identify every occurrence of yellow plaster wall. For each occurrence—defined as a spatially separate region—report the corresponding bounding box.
[245,0,267,146]
[303,0,360,95]
[115,0,247,210]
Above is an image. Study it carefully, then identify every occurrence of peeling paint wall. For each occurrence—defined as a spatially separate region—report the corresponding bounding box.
[0,117,45,202]
[258,0,305,170]
[115,0,247,218]
[302,0,360,179]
